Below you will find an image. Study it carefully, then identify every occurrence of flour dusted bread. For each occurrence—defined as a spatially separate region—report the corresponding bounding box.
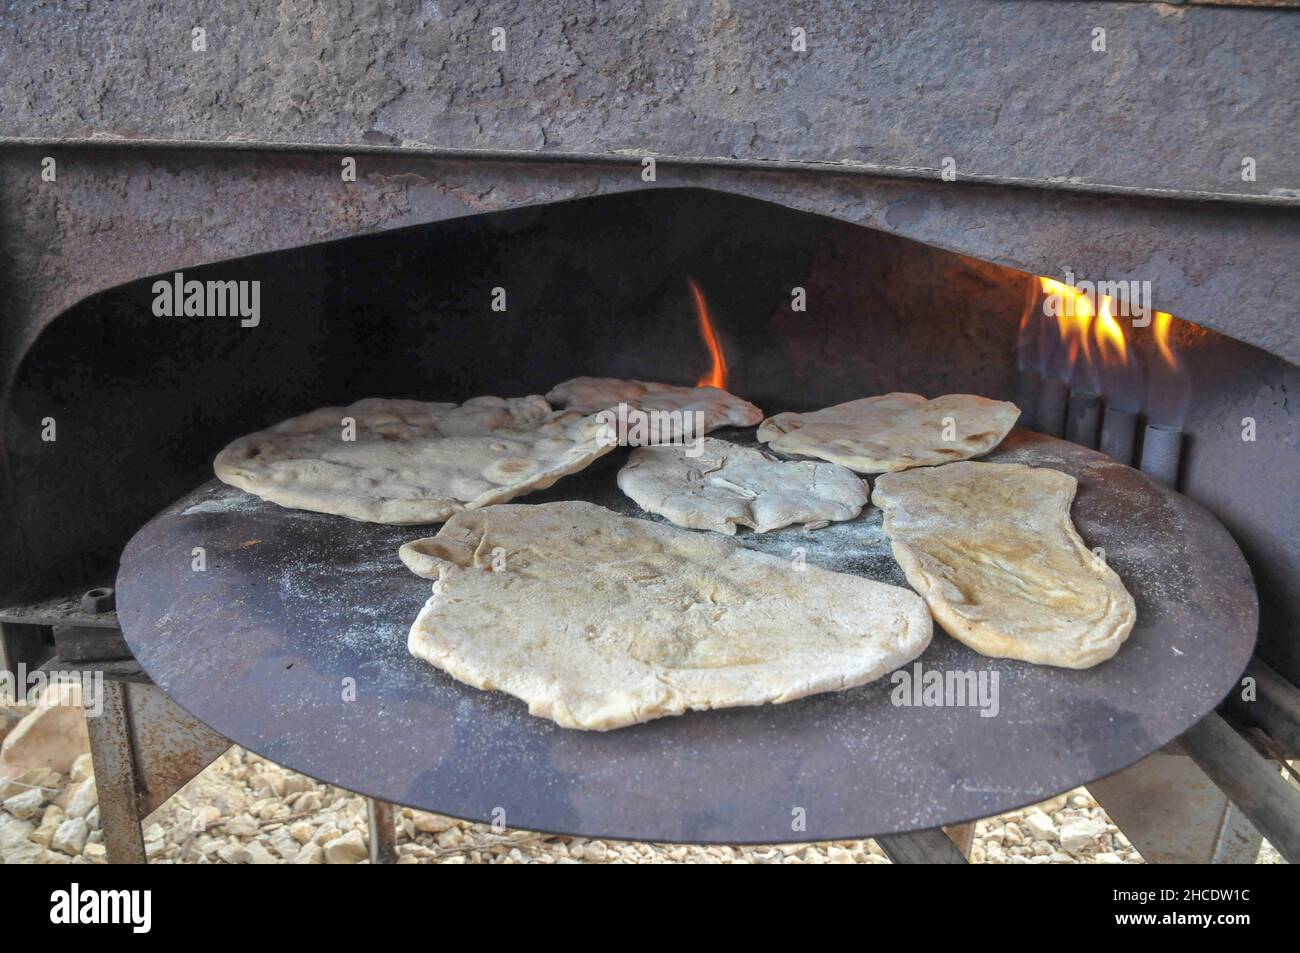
[399,501,931,730]
[546,377,763,433]
[214,396,614,524]
[758,393,1019,473]
[617,438,868,535]
[872,461,1135,669]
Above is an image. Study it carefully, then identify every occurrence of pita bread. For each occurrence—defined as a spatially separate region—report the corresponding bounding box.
[546,377,763,434]
[214,396,613,524]
[757,393,1020,473]
[399,501,932,730]
[617,438,868,535]
[872,461,1135,669]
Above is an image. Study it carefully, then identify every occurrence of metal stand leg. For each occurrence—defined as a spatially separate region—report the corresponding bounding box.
[79,674,232,864]
[877,828,968,863]
[85,681,147,864]
[367,798,399,864]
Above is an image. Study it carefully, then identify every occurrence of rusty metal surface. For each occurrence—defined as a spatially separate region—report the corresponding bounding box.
[126,682,231,817]
[367,800,399,865]
[85,681,147,864]
[115,430,1259,843]
[52,624,132,663]
[0,593,120,629]
[84,679,231,863]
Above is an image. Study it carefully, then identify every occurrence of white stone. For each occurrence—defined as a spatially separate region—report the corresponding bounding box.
[64,777,98,818]
[1059,817,1101,854]
[7,840,49,863]
[70,753,94,783]
[245,841,279,864]
[217,841,249,864]
[3,786,48,819]
[312,824,341,845]
[282,774,315,796]
[412,811,456,834]
[268,828,300,862]
[0,811,36,850]
[51,817,89,855]
[323,829,368,864]
[29,805,64,848]
[191,805,220,831]
[225,813,260,837]
[293,842,324,865]
[1023,810,1057,841]
[291,791,321,813]
[288,821,314,844]
[0,686,90,775]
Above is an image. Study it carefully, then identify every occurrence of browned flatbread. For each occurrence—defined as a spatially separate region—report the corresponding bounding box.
[758,393,1019,473]
[873,461,1135,669]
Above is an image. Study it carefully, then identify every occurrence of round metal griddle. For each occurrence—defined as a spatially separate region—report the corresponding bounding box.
[116,430,1258,844]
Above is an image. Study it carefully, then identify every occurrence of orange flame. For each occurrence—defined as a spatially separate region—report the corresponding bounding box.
[1094,296,1128,369]
[689,277,728,389]
[1152,310,1179,371]
[1039,277,1097,387]
[1035,276,1150,412]
[1146,309,1190,426]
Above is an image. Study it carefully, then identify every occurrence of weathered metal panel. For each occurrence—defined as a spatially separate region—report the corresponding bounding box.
[126,681,230,816]
[1,0,1295,200]
[1088,748,1264,863]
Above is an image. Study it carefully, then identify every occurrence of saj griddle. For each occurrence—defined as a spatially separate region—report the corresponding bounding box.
[115,429,1257,845]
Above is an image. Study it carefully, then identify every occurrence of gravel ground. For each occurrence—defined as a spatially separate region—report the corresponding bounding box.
[0,699,1286,865]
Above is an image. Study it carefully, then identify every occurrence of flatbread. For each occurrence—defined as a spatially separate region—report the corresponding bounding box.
[757,392,1020,473]
[872,461,1135,669]
[399,501,932,729]
[617,438,869,535]
[546,377,763,434]
[214,396,613,524]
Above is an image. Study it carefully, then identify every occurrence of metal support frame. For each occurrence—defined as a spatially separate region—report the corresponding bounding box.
[1180,712,1300,863]
[81,674,231,863]
[877,829,969,864]
[1087,745,1263,864]
[79,667,408,864]
[1228,658,1300,757]
[85,680,148,863]
[367,799,399,864]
